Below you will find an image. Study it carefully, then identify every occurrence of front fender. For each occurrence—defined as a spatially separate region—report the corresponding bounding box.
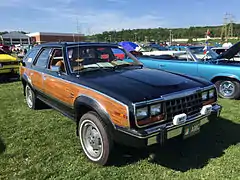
[74,95,116,130]
[211,73,240,82]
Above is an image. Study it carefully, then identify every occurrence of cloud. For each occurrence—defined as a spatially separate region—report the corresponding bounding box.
[1,0,166,34]
[31,6,165,34]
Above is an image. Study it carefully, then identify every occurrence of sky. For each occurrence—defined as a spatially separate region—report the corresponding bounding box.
[1,0,240,35]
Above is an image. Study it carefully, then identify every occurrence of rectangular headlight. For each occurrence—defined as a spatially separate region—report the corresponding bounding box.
[136,106,148,120]
[150,103,162,116]
[202,91,208,100]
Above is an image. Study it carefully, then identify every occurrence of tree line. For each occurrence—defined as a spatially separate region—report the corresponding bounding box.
[87,23,240,42]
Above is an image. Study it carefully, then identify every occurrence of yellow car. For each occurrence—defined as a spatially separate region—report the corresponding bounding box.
[0,49,20,78]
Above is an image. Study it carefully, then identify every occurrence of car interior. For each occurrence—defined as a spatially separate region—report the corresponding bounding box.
[49,49,66,72]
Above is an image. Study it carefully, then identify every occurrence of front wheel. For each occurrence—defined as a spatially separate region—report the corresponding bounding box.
[215,79,240,99]
[78,111,113,165]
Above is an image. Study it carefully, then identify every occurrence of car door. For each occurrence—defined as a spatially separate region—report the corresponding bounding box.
[157,60,198,77]
[30,47,52,94]
[43,48,75,117]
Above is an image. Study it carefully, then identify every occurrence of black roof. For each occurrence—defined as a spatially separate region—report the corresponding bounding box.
[39,42,120,47]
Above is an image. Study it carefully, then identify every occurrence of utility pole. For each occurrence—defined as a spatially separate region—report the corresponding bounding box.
[169,30,172,45]
[134,32,137,42]
[221,13,235,42]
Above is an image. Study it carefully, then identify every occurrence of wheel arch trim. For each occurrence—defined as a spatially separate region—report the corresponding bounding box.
[74,94,116,130]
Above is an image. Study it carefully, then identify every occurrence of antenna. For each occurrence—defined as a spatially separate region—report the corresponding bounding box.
[76,17,81,76]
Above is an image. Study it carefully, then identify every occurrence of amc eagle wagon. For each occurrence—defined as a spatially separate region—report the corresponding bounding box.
[20,42,222,165]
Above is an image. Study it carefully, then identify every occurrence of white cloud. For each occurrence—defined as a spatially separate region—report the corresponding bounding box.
[31,7,165,34]
[1,0,166,34]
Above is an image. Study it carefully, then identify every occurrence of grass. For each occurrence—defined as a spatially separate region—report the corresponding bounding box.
[0,81,240,180]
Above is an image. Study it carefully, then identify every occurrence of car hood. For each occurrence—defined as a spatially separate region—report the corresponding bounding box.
[0,54,17,62]
[77,68,211,104]
[217,41,240,59]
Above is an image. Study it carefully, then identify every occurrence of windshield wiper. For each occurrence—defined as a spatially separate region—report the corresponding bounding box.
[113,63,143,69]
[74,65,114,73]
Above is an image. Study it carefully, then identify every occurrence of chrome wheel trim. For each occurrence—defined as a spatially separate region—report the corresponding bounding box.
[26,86,33,108]
[219,81,235,97]
[79,119,103,162]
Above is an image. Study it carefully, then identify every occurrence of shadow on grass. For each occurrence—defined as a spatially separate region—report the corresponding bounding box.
[0,137,6,154]
[110,117,240,172]
[0,74,20,84]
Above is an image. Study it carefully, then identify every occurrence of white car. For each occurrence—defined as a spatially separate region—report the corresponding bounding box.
[138,46,186,56]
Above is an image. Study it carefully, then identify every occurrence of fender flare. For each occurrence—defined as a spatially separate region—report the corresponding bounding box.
[211,73,240,82]
[74,95,116,134]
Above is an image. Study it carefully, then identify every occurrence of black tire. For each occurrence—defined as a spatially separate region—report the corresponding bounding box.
[215,79,240,99]
[25,84,41,109]
[78,111,113,165]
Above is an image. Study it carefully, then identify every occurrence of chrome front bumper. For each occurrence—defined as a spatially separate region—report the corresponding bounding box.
[147,104,222,146]
[114,104,222,148]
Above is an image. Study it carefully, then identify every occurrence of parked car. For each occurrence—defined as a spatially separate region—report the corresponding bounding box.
[137,42,240,99]
[0,48,20,79]
[0,44,11,54]
[211,46,240,61]
[137,46,186,56]
[20,42,222,165]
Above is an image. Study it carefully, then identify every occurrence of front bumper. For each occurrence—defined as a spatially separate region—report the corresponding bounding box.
[0,65,20,75]
[114,104,222,148]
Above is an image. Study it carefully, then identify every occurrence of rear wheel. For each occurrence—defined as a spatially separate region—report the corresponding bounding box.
[25,84,41,109]
[78,111,113,165]
[215,79,240,99]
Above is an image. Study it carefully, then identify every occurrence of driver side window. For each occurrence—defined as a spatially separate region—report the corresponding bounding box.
[48,48,66,73]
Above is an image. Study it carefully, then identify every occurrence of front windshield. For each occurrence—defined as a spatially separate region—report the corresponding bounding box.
[67,45,142,72]
[188,46,219,60]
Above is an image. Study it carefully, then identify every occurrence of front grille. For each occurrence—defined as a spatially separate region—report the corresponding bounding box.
[165,92,202,122]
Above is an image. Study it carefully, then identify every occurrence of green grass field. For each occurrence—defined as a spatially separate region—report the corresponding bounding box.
[0,81,240,180]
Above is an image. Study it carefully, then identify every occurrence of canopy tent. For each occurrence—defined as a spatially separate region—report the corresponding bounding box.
[118,41,139,52]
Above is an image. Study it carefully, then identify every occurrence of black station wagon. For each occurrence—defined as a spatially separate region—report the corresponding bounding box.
[20,42,222,165]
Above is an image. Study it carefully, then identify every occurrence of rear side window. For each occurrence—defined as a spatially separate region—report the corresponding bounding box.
[23,48,39,63]
[34,48,51,68]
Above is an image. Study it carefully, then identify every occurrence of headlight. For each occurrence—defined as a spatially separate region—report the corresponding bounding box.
[150,103,162,116]
[209,89,215,98]
[136,107,148,120]
[202,91,208,100]
[0,63,2,68]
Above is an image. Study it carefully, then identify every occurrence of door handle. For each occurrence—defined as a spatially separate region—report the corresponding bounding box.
[159,64,166,68]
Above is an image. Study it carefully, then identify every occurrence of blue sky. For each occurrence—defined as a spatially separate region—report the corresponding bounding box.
[1,0,240,34]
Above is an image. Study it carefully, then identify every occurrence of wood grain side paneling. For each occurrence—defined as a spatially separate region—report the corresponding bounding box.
[44,76,129,127]
[30,71,43,91]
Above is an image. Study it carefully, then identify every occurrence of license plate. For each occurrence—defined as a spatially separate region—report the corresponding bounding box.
[183,121,200,139]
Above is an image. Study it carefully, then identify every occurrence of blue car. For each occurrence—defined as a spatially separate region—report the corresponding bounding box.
[136,42,240,99]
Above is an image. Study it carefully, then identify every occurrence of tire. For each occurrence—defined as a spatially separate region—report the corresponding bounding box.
[78,111,113,165]
[215,79,240,99]
[25,84,41,109]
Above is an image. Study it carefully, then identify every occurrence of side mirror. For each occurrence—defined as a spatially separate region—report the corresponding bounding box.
[51,65,60,72]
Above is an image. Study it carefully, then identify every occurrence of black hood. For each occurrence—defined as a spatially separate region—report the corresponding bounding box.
[217,41,240,59]
[76,68,211,104]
